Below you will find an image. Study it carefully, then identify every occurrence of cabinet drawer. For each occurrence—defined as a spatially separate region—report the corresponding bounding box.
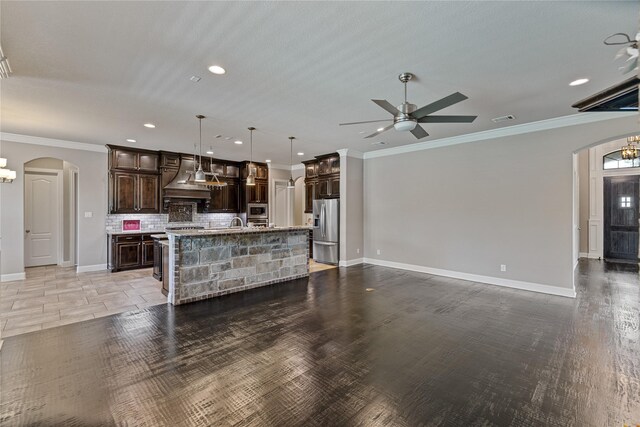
[115,234,143,242]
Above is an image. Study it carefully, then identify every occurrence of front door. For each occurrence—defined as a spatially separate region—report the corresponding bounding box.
[604,176,640,261]
[25,172,60,267]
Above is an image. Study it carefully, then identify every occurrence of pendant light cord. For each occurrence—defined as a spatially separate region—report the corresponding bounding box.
[199,117,202,167]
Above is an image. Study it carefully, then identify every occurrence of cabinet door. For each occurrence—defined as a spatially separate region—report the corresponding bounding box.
[318,159,332,175]
[225,164,239,178]
[256,165,268,179]
[113,149,138,171]
[305,181,316,213]
[317,178,329,198]
[329,176,340,197]
[245,183,257,204]
[116,242,141,269]
[113,172,137,213]
[305,162,318,178]
[210,186,225,211]
[256,181,268,203]
[138,174,159,213]
[141,241,155,267]
[226,182,239,212]
[331,157,340,174]
[210,162,225,176]
[160,153,180,169]
[138,153,159,172]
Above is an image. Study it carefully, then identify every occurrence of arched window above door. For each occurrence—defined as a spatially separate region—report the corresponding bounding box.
[603,150,640,170]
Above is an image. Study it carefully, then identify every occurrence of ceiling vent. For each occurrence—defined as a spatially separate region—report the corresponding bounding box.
[572,76,638,112]
[491,115,516,123]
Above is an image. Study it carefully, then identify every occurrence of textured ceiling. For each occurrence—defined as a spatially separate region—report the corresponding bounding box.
[0,1,637,164]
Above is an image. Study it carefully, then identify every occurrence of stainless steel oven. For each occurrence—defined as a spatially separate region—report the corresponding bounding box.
[247,203,268,220]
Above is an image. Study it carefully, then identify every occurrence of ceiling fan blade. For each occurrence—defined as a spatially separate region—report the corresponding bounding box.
[364,123,395,138]
[418,115,477,123]
[371,99,400,115]
[410,125,429,140]
[339,119,393,126]
[412,92,469,119]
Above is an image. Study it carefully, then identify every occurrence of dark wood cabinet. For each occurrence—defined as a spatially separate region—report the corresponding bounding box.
[303,153,340,210]
[142,239,154,267]
[209,179,239,212]
[305,180,317,213]
[110,172,159,214]
[115,241,141,270]
[108,146,160,214]
[110,146,159,173]
[160,151,180,169]
[108,233,157,272]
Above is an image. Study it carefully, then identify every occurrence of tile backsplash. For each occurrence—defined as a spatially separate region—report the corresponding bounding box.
[106,205,241,232]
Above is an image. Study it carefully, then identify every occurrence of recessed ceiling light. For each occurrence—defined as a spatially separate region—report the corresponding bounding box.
[234,140,243,145]
[144,123,156,128]
[206,150,214,155]
[126,139,136,143]
[377,127,384,132]
[190,75,201,82]
[569,78,589,86]
[297,152,304,156]
[265,159,271,163]
[208,65,226,75]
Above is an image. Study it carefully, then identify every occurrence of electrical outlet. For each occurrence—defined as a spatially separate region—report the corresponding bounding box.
[500,264,507,272]
[84,211,93,218]
[377,249,381,255]
[357,248,360,254]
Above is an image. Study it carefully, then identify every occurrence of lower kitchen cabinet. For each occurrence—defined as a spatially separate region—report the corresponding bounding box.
[108,234,155,272]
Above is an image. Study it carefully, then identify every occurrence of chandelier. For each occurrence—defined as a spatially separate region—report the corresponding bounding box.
[621,136,640,160]
[0,158,16,183]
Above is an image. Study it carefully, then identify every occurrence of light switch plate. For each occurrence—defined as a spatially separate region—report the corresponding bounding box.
[84,212,93,218]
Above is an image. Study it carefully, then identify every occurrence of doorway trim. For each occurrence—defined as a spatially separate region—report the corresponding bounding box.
[24,167,64,266]
[272,179,291,226]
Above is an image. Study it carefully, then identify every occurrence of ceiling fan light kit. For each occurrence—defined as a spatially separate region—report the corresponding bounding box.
[340,72,477,140]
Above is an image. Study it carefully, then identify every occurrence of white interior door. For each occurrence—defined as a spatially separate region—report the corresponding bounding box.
[275,182,289,226]
[25,172,60,267]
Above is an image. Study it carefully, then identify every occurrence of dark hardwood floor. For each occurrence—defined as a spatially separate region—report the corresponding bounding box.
[1,260,639,426]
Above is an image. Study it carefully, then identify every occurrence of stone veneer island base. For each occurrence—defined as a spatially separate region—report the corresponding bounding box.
[165,227,310,305]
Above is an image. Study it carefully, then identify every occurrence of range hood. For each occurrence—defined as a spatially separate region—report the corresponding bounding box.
[163,157,211,202]
[572,76,638,112]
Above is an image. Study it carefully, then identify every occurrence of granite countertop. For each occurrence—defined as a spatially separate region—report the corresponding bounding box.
[166,226,311,237]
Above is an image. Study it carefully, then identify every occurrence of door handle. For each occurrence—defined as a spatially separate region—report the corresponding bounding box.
[25,230,31,233]
[314,241,335,246]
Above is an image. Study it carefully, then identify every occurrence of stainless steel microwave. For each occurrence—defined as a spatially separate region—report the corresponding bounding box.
[247,203,268,219]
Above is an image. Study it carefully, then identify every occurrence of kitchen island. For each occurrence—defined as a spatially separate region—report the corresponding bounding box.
[164,226,310,305]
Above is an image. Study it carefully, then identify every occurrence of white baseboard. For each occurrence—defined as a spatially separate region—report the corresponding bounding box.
[61,261,75,268]
[362,258,576,298]
[579,252,589,258]
[1,272,27,282]
[339,258,364,267]
[76,264,107,273]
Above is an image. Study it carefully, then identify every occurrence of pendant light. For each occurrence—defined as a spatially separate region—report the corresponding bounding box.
[0,157,16,183]
[194,114,206,182]
[287,136,295,189]
[622,135,640,160]
[246,127,256,186]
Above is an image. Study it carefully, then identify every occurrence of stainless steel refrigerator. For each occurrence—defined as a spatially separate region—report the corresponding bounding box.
[313,199,339,264]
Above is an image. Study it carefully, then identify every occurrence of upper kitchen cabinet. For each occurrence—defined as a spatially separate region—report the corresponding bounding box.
[317,154,339,176]
[241,161,269,180]
[110,172,159,214]
[108,145,159,173]
[107,145,160,214]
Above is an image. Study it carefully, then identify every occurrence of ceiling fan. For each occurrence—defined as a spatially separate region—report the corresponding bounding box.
[340,73,477,140]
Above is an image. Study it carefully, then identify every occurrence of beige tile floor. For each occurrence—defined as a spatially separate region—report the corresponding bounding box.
[0,265,166,339]
[309,259,337,273]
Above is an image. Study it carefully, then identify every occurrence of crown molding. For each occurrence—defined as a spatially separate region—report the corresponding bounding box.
[363,112,635,160]
[0,132,107,153]
[336,149,364,159]
[267,163,305,171]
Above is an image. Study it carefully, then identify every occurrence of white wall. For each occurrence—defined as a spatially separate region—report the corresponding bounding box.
[1,140,107,278]
[363,115,636,296]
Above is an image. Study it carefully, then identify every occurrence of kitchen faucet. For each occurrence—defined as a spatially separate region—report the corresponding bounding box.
[229,217,244,228]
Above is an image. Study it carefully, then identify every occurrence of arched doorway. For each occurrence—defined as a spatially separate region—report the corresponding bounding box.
[23,157,79,268]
